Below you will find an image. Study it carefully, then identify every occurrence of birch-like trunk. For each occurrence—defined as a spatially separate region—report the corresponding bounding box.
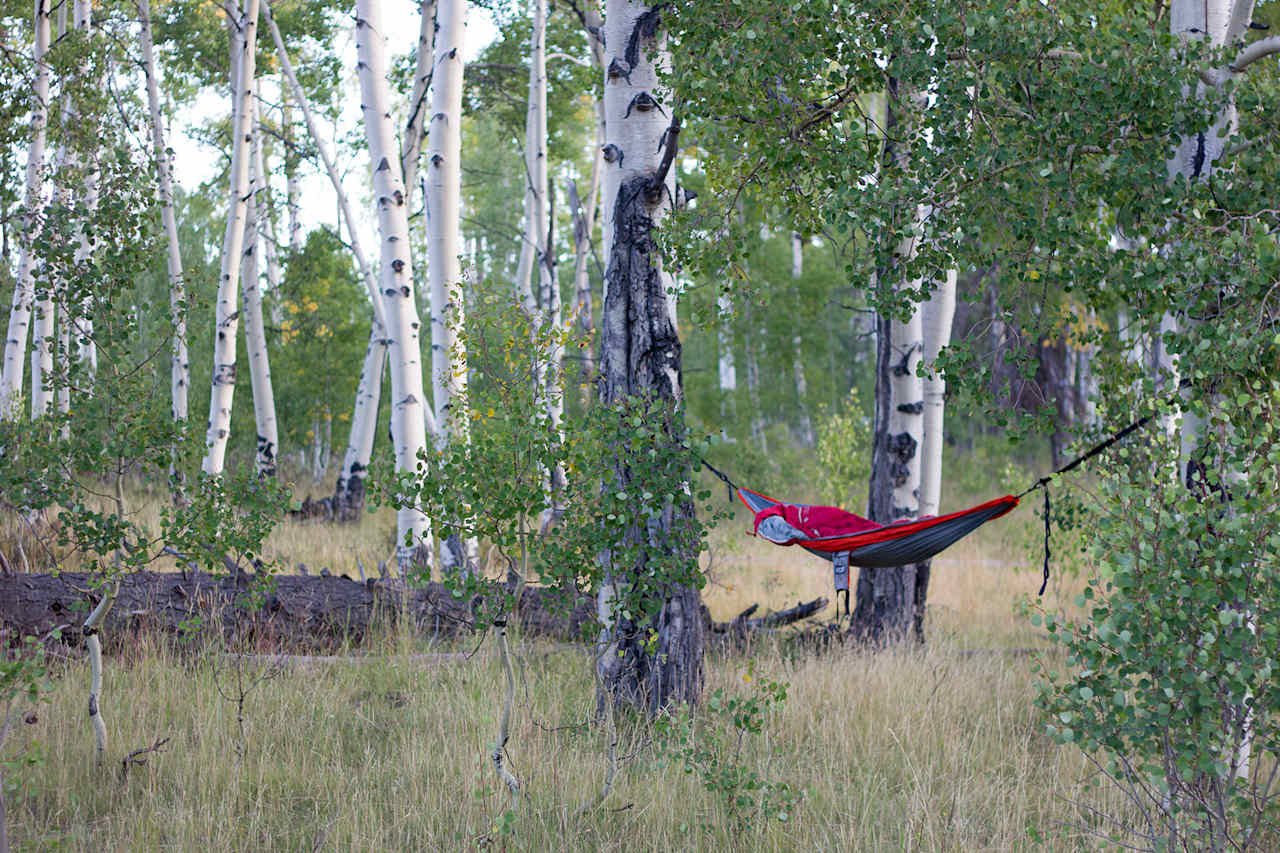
[919,269,956,520]
[790,233,814,447]
[854,88,927,643]
[355,0,432,570]
[70,0,96,379]
[569,177,599,386]
[266,0,398,515]
[140,0,189,492]
[202,0,261,475]
[742,302,767,453]
[716,289,737,426]
[400,0,436,206]
[596,0,703,711]
[281,88,302,253]
[242,96,279,477]
[515,0,549,313]
[0,0,52,419]
[1167,0,1258,783]
[426,0,474,572]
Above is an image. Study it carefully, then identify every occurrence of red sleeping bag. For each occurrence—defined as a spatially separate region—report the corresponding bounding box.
[752,502,880,540]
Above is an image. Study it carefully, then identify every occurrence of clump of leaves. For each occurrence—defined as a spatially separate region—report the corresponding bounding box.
[1035,387,1280,851]
[656,668,801,836]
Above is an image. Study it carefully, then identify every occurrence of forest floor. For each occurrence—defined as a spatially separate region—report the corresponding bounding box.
[4,480,1136,851]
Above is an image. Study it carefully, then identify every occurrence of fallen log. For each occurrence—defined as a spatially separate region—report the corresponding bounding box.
[0,571,595,652]
[0,571,825,655]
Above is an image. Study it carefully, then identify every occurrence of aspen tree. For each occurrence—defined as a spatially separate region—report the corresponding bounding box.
[355,0,433,568]
[0,0,52,419]
[426,0,475,571]
[202,0,261,475]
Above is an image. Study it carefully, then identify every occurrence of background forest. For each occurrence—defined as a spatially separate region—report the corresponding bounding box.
[1,0,1279,850]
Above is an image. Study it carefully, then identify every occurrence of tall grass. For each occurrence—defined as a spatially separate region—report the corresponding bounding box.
[4,487,1135,851]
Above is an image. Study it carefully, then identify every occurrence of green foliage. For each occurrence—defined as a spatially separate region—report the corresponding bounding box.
[0,138,287,587]
[813,388,870,510]
[655,668,801,835]
[271,229,370,456]
[1035,387,1280,849]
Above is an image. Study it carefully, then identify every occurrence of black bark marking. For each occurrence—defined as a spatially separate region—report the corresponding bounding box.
[624,4,668,70]
[1191,131,1206,180]
[896,401,923,415]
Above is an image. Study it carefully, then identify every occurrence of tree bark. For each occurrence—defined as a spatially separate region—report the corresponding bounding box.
[514,0,549,315]
[139,0,189,478]
[853,87,926,643]
[0,0,52,420]
[425,0,475,573]
[202,0,261,475]
[355,0,434,571]
[400,0,437,208]
[791,233,814,447]
[242,94,280,478]
[596,0,704,712]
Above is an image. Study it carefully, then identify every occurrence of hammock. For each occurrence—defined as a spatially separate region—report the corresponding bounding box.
[703,402,1166,611]
[736,486,1019,568]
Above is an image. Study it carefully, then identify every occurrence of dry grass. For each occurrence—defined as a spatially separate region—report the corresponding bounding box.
[1,483,1139,852]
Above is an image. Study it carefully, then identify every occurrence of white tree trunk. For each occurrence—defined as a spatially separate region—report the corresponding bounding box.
[426,0,474,572]
[201,0,261,476]
[515,0,549,314]
[401,0,437,204]
[0,0,52,419]
[140,0,189,433]
[355,0,433,570]
[71,0,96,379]
[242,94,280,477]
[919,269,956,518]
[335,328,386,512]
[790,233,814,447]
[281,88,302,253]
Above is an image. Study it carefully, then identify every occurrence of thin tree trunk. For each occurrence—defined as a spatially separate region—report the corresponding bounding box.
[242,94,279,478]
[790,232,814,447]
[716,289,737,425]
[743,302,767,453]
[140,0,189,491]
[355,0,433,572]
[335,328,386,517]
[400,0,436,205]
[0,0,52,419]
[569,178,598,386]
[281,88,302,253]
[515,0,549,314]
[202,0,261,476]
[426,0,474,573]
[71,0,97,380]
[596,0,703,712]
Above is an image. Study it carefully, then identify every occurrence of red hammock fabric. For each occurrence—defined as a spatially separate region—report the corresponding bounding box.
[738,486,1020,567]
[753,502,880,540]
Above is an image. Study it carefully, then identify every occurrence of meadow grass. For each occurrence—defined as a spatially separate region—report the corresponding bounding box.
[1,483,1141,852]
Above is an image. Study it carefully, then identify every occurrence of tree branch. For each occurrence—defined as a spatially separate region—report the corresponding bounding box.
[1200,34,1280,86]
[647,114,681,199]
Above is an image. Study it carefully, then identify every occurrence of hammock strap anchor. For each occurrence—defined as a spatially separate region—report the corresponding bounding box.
[700,457,739,503]
[1016,409,1160,596]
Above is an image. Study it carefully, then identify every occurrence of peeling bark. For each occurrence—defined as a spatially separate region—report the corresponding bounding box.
[596,0,703,711]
